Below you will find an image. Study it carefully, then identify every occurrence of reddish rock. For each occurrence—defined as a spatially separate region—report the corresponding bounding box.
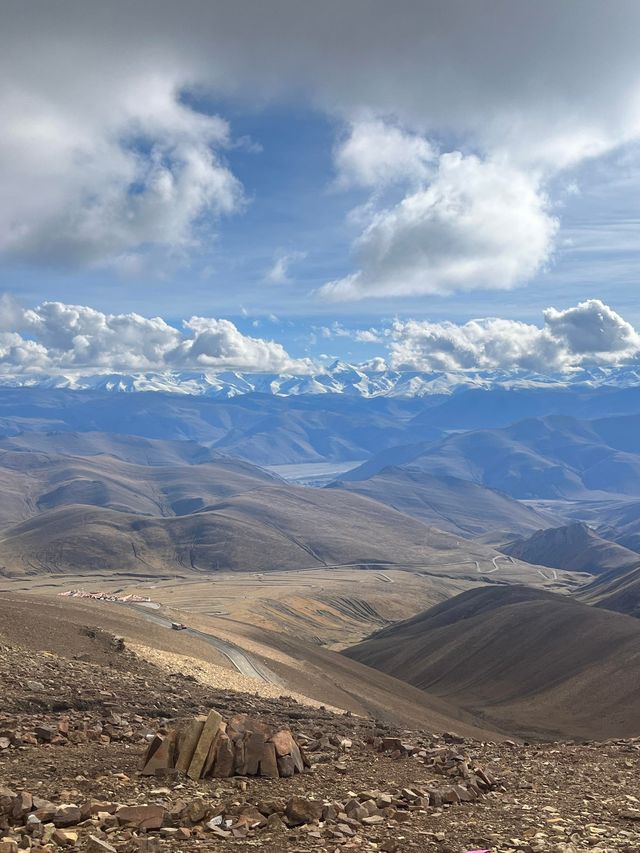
[209,733,234,778]
[270,728,296,757]
[277,755,295,778]
[115,805,166,830]
[140,732,176,777]
[241,730,265,776]
[175,717,205,776]
[258,742,279,778]
[187,710,223,780]
[53,804,82,827]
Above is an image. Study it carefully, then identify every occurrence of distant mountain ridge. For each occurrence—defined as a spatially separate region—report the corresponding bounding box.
[3,362,640,398]
[343,413,640,499]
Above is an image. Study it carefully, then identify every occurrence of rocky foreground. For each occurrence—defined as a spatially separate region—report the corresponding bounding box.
[0,630,639,853]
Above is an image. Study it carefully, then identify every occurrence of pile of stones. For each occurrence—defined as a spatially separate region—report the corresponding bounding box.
[141,710,310,780]
[371,734,499,799]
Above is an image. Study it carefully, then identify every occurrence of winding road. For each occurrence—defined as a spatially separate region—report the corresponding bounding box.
[128,604,280,685]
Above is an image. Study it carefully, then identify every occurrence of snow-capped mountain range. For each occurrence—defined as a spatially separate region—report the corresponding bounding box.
[1,361,640,398]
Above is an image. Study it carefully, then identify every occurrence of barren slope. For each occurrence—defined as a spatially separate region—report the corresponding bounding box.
[344,415,640,499]
[577,562,640,617]
[329,466,557,537]
[0,483,550,580]
[345,585,640,740]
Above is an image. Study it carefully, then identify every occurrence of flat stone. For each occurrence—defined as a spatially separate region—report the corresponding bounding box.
[141,732,176,776]
[175,717,205,776]
[209,732,235,778]
[115,804,165,830]
[277,754,295,778]
[53,805,82,827]
[187,709,223,780]
[258,741,279,778]
[241,730,265,776]
[51,829,78,846]
[270,728,296,757]
[86,837,117,853]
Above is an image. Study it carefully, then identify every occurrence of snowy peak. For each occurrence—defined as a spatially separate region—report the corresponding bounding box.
[0,364,639,398]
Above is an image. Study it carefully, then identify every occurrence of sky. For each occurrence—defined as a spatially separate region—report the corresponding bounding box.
[2,0,640,374]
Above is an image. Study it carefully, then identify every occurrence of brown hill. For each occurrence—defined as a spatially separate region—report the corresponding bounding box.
[0,591,497,737]
[577,562,640,618]
[0,430,224,466]
[0,437,574,584]
[0,484,549,581]
[501,522,640,576]
[344,585,640,740]
[0,442,279,528]
[329,466,557,538]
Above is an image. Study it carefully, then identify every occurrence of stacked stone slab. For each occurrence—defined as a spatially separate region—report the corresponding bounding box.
[140,710,309,780]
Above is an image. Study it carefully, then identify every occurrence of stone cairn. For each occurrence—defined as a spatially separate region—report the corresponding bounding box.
[141,710,309,780]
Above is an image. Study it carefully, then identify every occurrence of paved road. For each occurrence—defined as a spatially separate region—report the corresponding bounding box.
[128,605,281,685]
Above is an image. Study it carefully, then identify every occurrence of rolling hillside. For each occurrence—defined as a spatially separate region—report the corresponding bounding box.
[577,562,640,618]
[0,436,570,582]
[0,389,432,465]
[0,439,279,526]
[0,484,555,581]
[328,466,557,537]
[344,585,640,740]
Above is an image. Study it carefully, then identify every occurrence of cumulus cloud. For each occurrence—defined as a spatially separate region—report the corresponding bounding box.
[543,300,640,354]
[334,119,435,189]
[3,1,640,276]
[321,152,558,300]
[1,67,243,268]
[0,299,312,374]
[388,299,640,372]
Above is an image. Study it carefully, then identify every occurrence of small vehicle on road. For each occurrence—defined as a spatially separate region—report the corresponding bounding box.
[171,621,187,631]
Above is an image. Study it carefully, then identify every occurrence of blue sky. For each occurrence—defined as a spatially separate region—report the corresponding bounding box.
[2,1,640,373]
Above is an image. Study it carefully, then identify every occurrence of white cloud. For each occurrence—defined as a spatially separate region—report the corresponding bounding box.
[334,119,435,188]
[315,322,384,343]
[0,298,312,374]
[266,251,307,284]
[0,72,243,268]
[543,300,640,354]
[388,299,640,372]
[354,328,385,343]
[3,2,640,290]
[321,152,558,300]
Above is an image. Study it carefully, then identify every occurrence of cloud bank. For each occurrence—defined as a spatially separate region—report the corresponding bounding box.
[388,300,640,372]
[0,297,638,377]
[0,298,311,374]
